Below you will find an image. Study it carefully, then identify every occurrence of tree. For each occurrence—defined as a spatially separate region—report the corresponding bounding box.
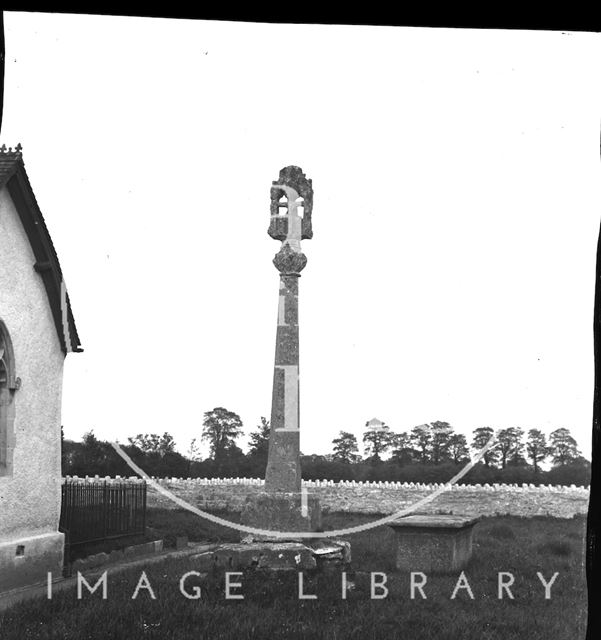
[548,428,581,466]
[390,432,415,465]
[301,454,340,480]
[363,421,393,461]
[248,417,270,459]
[186,438,203,476]
[80,430,106,471]
[429,421,454,464]
[448,433,470,464]
[187,438,202,461]
[332,431,360,464]
[496,427,524,469]
[246,417,271,476]
[508,428,526,466]
[471,427,499,468]
[201,407,244,469]
[410,424,432,463]
[127,432,176,457]
[61,425,68,472]
[218,442,247,477]
[61,426,81,476]
[547,455,590,486]
[526,429,548,473]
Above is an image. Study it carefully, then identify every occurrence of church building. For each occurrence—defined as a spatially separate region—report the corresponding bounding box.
[0,144,81,592]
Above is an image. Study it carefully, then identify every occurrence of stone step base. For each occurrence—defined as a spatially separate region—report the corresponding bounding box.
[190,539,351,572]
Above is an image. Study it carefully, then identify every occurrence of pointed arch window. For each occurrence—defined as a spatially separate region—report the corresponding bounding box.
[0,320,17,476]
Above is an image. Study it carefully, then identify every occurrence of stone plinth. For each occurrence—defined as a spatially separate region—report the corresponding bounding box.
[240,491,321,541]
[388,515,480,573]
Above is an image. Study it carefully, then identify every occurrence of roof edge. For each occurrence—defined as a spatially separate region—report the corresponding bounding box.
[1,149,82,355]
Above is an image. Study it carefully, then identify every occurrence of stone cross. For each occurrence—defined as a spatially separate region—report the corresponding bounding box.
[264,166,313,493]
[239,167,321,539]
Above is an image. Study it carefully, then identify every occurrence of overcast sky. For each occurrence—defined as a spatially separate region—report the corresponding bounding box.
[1,13,599,460]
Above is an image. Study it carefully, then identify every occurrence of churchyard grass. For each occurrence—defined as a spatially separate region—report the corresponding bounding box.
[0,512,587,640]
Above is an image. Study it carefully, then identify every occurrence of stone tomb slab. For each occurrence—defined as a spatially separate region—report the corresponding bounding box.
[388,515,480,573]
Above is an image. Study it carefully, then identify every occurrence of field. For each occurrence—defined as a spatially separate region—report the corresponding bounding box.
[0,510,588,640]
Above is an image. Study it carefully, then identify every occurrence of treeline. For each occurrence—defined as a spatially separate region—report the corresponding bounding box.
[61,409,270,480]
[61,409,591,486]
[318,421,589,485]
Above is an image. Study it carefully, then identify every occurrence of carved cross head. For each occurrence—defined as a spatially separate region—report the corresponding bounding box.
[268,166,313,242]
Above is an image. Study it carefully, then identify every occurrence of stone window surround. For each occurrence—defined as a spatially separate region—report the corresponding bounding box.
[0,318,18,477]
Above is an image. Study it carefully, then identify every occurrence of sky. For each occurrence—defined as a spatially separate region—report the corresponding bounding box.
[1,13,600,460]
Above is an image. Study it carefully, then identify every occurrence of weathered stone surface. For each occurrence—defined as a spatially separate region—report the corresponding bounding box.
[123,540,159,558]
[264,168,312,499]
[250,167,323,541]
[108,549,122,564]
[311,539,351,563]
[70,539,164,573]
[392,515,480,529]
[388,515,479,573]
[240,492,321,541]
[191,543,317,571]
[308,539,352,567]
[273,244,307,274]
[269,165,313,240]
[265,275,302,494]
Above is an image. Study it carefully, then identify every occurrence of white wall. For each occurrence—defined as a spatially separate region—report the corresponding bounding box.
[0,187,65,539]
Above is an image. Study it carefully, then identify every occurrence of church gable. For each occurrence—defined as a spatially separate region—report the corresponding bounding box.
[0,145,82,354]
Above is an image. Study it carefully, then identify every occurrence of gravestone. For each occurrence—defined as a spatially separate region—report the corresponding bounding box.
[240,166,321,540]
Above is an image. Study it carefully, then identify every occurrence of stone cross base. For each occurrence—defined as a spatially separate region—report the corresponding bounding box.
[388,515,480,573]
[191,539,351,572]
[239,491,322,542]
[193,542,318,571]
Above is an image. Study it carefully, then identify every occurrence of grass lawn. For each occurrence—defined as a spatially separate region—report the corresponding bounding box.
[0,511,588,640]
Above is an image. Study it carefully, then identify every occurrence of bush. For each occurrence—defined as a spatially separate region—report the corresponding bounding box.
[546,462,591,488]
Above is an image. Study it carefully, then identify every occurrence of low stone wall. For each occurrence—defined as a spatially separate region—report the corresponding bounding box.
[68,540,164,575]
[64,476,590,520]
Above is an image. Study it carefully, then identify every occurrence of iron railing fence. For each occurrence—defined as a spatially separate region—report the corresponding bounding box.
[59,479,147,547]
